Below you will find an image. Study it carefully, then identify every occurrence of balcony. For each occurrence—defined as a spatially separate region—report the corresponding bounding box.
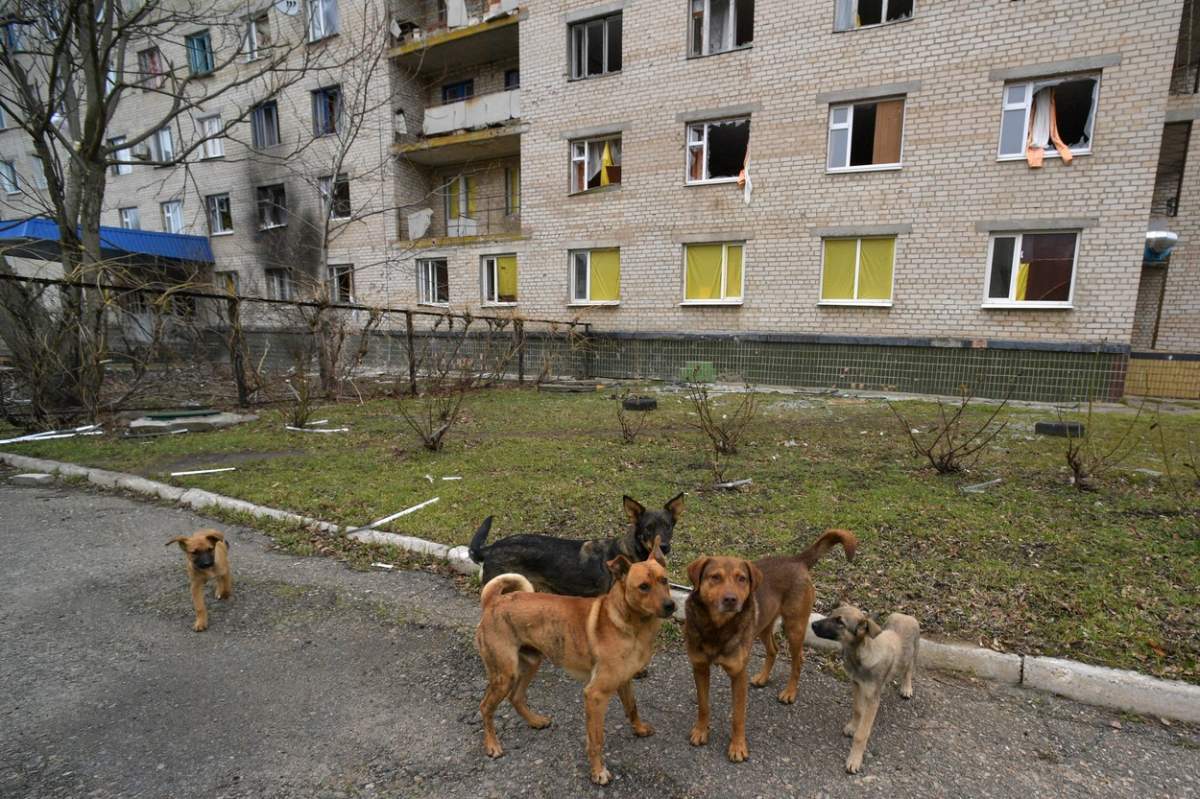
[390,1,519,74]
[400,199,522,246]
[394,89,522,165]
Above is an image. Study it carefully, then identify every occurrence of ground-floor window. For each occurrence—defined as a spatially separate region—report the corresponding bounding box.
[328,264,353,303]
[570,248,620,304]
[482,254,517,304]
[417,258,449,306]
[265,267,294,301]
[985,231,1078,307]
[683,242,743,303]
[820,237,895,305]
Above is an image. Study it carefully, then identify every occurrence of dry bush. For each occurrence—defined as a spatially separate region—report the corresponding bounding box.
[1060,399,1148,491]
[888,392,1009,474]
[684,378,757,456]
[615,391,651,444]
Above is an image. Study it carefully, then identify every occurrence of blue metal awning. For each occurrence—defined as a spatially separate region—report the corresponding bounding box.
[0,217,214,264]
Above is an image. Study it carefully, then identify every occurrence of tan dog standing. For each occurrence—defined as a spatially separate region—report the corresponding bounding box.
[166,529,231,632]
[811,605,920,774]
[684,529,857,761]
[474,541,675,785]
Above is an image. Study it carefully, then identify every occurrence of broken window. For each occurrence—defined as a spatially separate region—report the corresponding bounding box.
[833,0,913,31]
[505,68,520,89]
[256,184,287,229]
[265,268,295,300]
[160,200,184,234]
[206,193,233,234]
[997,76,1099,164]
[312,85,341,136]
[417,258,450,305]
[137,47,164,89]
[570,249,620,303]
[244,13,271,61]
[985,232,1077,306]
[684,242,743,302]
[570,135,621,192]
[320,173,351,219]
[150,127,174,163]
[215,271,239,295]
[570,13,621,79]
[820,237,895,304]
[827,98,904,170]
[442,79,474,104]
[251,101,280,149]
[185,30,214,75]
[690,0,753,56]
[328,264,354,303]
[482,254,518,304]
[686,117,750,183]
[1152,122,1191,217]
[308,0,339,42]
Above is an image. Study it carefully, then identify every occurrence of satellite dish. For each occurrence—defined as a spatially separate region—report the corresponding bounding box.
[274,0,300,16]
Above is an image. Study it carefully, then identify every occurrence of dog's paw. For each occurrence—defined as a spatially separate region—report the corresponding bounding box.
[776,687,797,704]
[749,672,770,688]
[192,619,208,632]
[590,767,612,786]
[688,725,709,746]
[727,739,748,763]
[526,713,552,730]
[631,721,654,738]
[483,739,504,758]
[843,721,857,737]
[899,684,914,699]
[216,590,232,600]
[845,753,863,774]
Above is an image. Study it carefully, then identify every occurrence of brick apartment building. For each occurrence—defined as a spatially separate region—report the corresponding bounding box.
[1,0,1198,400]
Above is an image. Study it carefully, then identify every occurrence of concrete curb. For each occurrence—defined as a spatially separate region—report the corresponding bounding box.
[3,451,1197,723]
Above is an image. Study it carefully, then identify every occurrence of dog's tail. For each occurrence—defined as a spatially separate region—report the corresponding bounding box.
[480,573,534,609]
[468,516,493,564]
[795,528,857,568]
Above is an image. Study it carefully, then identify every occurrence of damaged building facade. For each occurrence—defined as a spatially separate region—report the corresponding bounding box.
[4,0,1197,400]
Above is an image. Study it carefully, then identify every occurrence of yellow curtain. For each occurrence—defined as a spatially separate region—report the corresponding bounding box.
[448,178,460,220]
[726,244,743,299]
[821,239,857,300]
[857,238,895,300]
[508,167,520,213]
[465,176,477,217]
[589,249,620,301]
[1016,262,1030,301]
[497,255,518,301]
[600,142,613,187]
[685,244,723,300]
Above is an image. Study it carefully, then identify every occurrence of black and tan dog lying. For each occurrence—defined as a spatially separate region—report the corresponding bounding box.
[474,541,676,785]
[166,529,231,632]
[812,605,920,774]
[684,529,857,761]
[468,493,683,595]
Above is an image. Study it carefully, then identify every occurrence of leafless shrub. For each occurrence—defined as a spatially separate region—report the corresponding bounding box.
[684,376,757,457]
[888,392,1009,474]
[615,391,651,444]
[1061,398,1148,491]
[285,353,318,430]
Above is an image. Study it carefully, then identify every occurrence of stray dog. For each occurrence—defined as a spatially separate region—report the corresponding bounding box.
[812,605,920,774]
[684,529,856,761]
[468,493,683,596]
[166,529,231,632]
[474,540,675,785]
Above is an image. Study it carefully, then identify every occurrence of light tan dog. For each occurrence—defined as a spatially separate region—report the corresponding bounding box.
[811,605,920,774]
[166,529,231,632]
[474,541,675,785]
[683,529,857,762]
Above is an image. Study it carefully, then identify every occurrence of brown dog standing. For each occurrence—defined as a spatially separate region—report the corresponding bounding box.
[166,529,231,632]
[684,529,856,761]
[474,541,675,785]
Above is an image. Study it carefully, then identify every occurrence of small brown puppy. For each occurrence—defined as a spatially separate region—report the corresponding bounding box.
[684,529,856,762]
[811,605,920,774]
[475,540,675,785]
[166,529,231,632]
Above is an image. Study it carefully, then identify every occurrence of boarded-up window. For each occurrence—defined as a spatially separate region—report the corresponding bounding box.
[571,249,620,303]
[820,237,895,304]
[827,98,904,170]
[684,243,743,302]
[985,232,1078,305]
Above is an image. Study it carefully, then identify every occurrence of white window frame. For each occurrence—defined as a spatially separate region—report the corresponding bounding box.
[996,76,1100,162]
[327,263,354,303]
[481,254,517,306]
[308,0,339,42]
[417,258,449,306]
[0,160,17,194]
[685,117,748,185]
[680,241,745,306]
[569,135,621,194]
[151,127,174,163]
[817,237,897,307]
[118,206,140,230]
[110,136,132,175]
[199,115,224,159]
[251,101,280,149]
[265,268,294,300]
[568,249,620,306]
[826,99,905,173]
[215,270,239,295]
[29,155,47,189]
[834,0,915,32]
[690,0,750,57]
[319,174,351,219]
[982,230,1079,309]
[206,193,233,235]
[244,13,269,61]
[569,13,621,79]
[160,200,184,234]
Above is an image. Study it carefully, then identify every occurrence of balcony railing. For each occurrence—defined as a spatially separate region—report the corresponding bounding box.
[392,0,519,50]
[423,89,520,137]
[401,196,520,242]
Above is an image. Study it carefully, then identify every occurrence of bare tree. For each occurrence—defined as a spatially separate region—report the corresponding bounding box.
[888,392,1009,475]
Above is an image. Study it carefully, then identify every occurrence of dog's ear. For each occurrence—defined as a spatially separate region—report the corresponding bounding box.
[746,561,765,592]
[622,496,645,525]
[664,492,684,521]
[854,618,870,639]
[686,557,709,587]
[866,617,883,637]
[205,531,225,547]
[166,536,188,551]
[646,535,666,566]
[606,555,633,579]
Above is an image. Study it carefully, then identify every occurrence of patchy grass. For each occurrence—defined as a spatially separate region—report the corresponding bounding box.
[4,386,1199,682]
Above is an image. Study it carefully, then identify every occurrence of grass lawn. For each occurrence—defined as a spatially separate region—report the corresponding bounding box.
[4,387,1198,682]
